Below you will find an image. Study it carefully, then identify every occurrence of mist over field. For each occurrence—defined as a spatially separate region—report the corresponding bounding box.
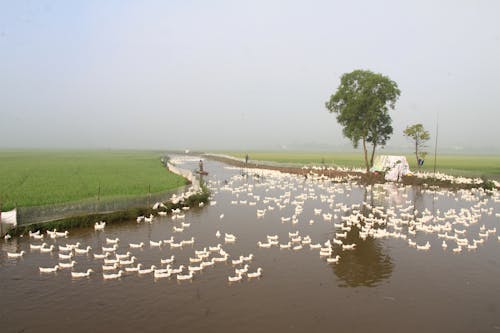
[1,1,499,154]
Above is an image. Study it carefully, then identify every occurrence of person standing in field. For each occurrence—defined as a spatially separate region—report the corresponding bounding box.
[245,154,249,166]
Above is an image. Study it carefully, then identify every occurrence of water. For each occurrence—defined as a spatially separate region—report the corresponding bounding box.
[1,156,499,332]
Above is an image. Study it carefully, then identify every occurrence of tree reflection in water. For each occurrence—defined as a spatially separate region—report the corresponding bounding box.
[332,186,395,288]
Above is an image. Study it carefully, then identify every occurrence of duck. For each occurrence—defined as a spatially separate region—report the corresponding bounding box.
[293,244,303,251]
[55,231,69,238]
[177,271,194,280]
[102,263,119,271]
[119,256,137,265]
[231,256,244,265]
[31,233,44,240]
[342,243,356,251]
[416,241,431,251]
[160,255,175,264]
[30,242,48,250]
[209,244,222,252]
[309,243,321,249]
[71,268,94,278]
[39,265,59,273]
[188,265,203,272]
[74,246,92,254]
[215,230,221,238]
[189,257,202,263]
[235,264,249,275]
[169,265,185,275]
[150,240,163,247]
[181,237,195,246]
[258,241,272,248]
[126,263,143,272]
[228,273,242,282]
[212,255,229,262]
[129,242,144,249]
[247,268,263,278]
[144,214,154,223]
[163,236,174,244]
[136,215,145,223]
[58,252,73,260]
[103,270,123,280]
[106,237,119,244]
[154,269,171,279]
[266,235,278,241]
[441,241,448,249]
[201,258,216,268]
[115,251,131,259]
[138,265,157,274]
[242,254,254,262]
[94,221,106,230]
[326,255,341,264]
[93,252,110,259]
[40,245,55,253]
[58,260,77,269]
[29,230,41,237]
[102,244,118,252]
[104,257,119,265]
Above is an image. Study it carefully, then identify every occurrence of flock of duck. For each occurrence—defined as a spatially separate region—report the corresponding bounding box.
[3,157,500,286]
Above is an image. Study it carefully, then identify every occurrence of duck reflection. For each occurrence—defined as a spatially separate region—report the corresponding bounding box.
[332,186,394,288]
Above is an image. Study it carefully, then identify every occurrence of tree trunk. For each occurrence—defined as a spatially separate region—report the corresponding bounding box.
[370,143,377,168]
[362,137,370,172]
[415,139,419,169]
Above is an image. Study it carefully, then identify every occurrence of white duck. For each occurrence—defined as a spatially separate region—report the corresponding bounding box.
[160,255,175,264]
[177,271,194,280]
[138,265,157,274]
[106,237,119,244]
[103,270,123,279]
[71,268,94,278]
[39,265,59,273]
[125,263,143,272]
[129,242,144,249]
[58,260,77,269]
[228,273,242,282]
[247,268,263,278]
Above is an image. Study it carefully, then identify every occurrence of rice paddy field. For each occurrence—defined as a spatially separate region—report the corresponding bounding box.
[0,151,187,211]
[226,152,500,180]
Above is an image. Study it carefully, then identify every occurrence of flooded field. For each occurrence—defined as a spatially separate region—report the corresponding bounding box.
[1,156,499,333]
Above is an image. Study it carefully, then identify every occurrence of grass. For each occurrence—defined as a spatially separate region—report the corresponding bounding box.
[0,150,188,211]
[7,185,210,237]
[225,151,500,180]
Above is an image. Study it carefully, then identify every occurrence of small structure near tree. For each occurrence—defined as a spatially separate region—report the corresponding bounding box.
[370,155,411,182]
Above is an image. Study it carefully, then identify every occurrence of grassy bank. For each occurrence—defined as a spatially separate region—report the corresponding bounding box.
[0,150,187,211]
[7,186,210,237]
[225,151,500,180]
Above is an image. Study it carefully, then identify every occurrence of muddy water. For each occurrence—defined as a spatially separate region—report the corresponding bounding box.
[1,156,499,333]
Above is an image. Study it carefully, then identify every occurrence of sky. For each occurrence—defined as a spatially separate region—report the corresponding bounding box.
[1,0,499,153]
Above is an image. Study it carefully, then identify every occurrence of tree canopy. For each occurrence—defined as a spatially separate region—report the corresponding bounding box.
[403,123,430,167]
[325,69,400,172]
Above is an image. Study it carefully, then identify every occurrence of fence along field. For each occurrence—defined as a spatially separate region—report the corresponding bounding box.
[0,151,187,212]
[226,152,500,180]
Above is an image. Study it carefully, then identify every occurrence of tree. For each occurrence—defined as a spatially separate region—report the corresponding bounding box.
[403,123,430,167]
[325,69,401,172]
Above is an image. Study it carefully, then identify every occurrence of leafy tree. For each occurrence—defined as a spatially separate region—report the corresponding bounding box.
[403,123,430,167]
[325,69,401,172]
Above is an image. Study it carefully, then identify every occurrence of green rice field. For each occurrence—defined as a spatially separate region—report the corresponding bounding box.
[0,151,187,211]
[226,151,500,180]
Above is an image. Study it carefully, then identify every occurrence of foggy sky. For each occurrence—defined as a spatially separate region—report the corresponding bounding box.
[1,0,499,153]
